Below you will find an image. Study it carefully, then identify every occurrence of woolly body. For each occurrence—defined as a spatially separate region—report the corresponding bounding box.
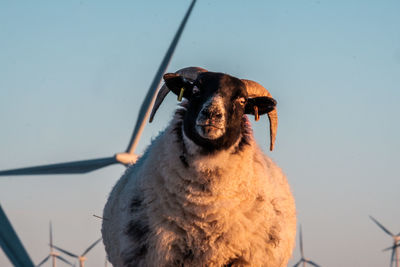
[102,107,296,266]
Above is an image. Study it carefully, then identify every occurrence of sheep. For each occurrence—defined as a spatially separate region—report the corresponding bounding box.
[101,67,296,267]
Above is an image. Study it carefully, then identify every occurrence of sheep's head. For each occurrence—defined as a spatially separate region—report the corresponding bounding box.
[150,67,278,151]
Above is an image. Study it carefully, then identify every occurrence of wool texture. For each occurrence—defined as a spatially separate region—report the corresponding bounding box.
[102,110,296,267]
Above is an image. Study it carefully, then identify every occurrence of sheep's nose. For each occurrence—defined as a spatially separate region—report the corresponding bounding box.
[201,109,222,119]
[215,113,223,119]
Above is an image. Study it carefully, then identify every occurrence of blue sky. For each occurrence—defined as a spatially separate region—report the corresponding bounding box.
[1,0,399,266]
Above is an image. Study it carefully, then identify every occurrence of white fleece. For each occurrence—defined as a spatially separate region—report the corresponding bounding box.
[102,113,296,267]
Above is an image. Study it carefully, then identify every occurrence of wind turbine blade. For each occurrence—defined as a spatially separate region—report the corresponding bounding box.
[56,255,74,266]
[0,205,35,267]
[369,216,394,236]
[383,244,398,252]
[307,260,321,267]
[126,0,197,155]
[82,238,102,256]
[299,225,304,258]
[390,247,395,267]
[49,221,53,248]
[0,156,118,176]
[36,255,50,267]
[293,259,303,267]
[52,244,79,258]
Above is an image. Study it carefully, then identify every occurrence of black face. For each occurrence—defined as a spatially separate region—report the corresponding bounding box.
[163,71,276,153]
[181,72,248,152]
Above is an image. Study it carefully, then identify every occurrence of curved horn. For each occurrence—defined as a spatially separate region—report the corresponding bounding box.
[149,66,207,122]
[241,79,278,151]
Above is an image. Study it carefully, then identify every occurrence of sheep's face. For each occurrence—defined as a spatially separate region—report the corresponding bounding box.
[152,68,278,152]
[182,72,248,151]
[163,71,272,152]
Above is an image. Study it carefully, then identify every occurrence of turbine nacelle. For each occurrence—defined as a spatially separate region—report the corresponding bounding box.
[50,251,60,257]
[115,152,138,166]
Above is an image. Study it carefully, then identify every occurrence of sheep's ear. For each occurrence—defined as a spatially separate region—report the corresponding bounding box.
[244,97,277,117]
[245,96,278,151]
[163,73,193,100]
[149,74,194,123]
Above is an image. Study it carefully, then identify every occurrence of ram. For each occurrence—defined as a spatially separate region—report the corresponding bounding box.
[102,67,296,267]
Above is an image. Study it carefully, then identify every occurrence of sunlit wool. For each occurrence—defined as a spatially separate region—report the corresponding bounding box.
[102,70,296,267]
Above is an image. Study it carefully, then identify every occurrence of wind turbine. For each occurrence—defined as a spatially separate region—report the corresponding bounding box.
[0,0,197,176]
[293,225,321,267]
[36,222,73,267]
[370,216,400,267]
[51,238,102,267]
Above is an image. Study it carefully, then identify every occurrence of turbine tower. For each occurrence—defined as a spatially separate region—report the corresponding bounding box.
[0,0,197,176]
[293,225,321,267]
[36,222,73,267]
[52,238,102,267]
[370,216,400,267]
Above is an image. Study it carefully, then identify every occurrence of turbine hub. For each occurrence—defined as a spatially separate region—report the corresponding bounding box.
[115,152,138,165]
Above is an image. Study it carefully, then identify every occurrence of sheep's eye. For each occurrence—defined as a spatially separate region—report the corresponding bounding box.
[238,97,246,106]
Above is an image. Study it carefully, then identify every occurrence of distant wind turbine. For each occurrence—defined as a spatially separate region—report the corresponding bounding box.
[36,222,73,267]
[52,238,102,267]
[293,225,321,267]
[0,0,197,176]
[370,216,400,267]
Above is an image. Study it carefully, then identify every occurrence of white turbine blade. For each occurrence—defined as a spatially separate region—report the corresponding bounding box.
[49,221,53,249]
[0,205,35,267]
[0,156,118,176]
[52,244,79,258]
[383,245,393,252]
[36,255,50,267]
[307,260,321,267]
[370,216,394,236]
[81,238,102,256]
[390,247,395,267]
[299,225,304,258]
[56,255,74,266]
[125,0,198,155]
[293,259,303,267]
[383,244,399,252]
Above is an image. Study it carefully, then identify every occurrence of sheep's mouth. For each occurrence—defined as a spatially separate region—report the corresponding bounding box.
[195,124,225,140]
[196,124,223,130]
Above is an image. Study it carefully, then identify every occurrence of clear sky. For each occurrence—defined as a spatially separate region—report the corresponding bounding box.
[1,0,399,266]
